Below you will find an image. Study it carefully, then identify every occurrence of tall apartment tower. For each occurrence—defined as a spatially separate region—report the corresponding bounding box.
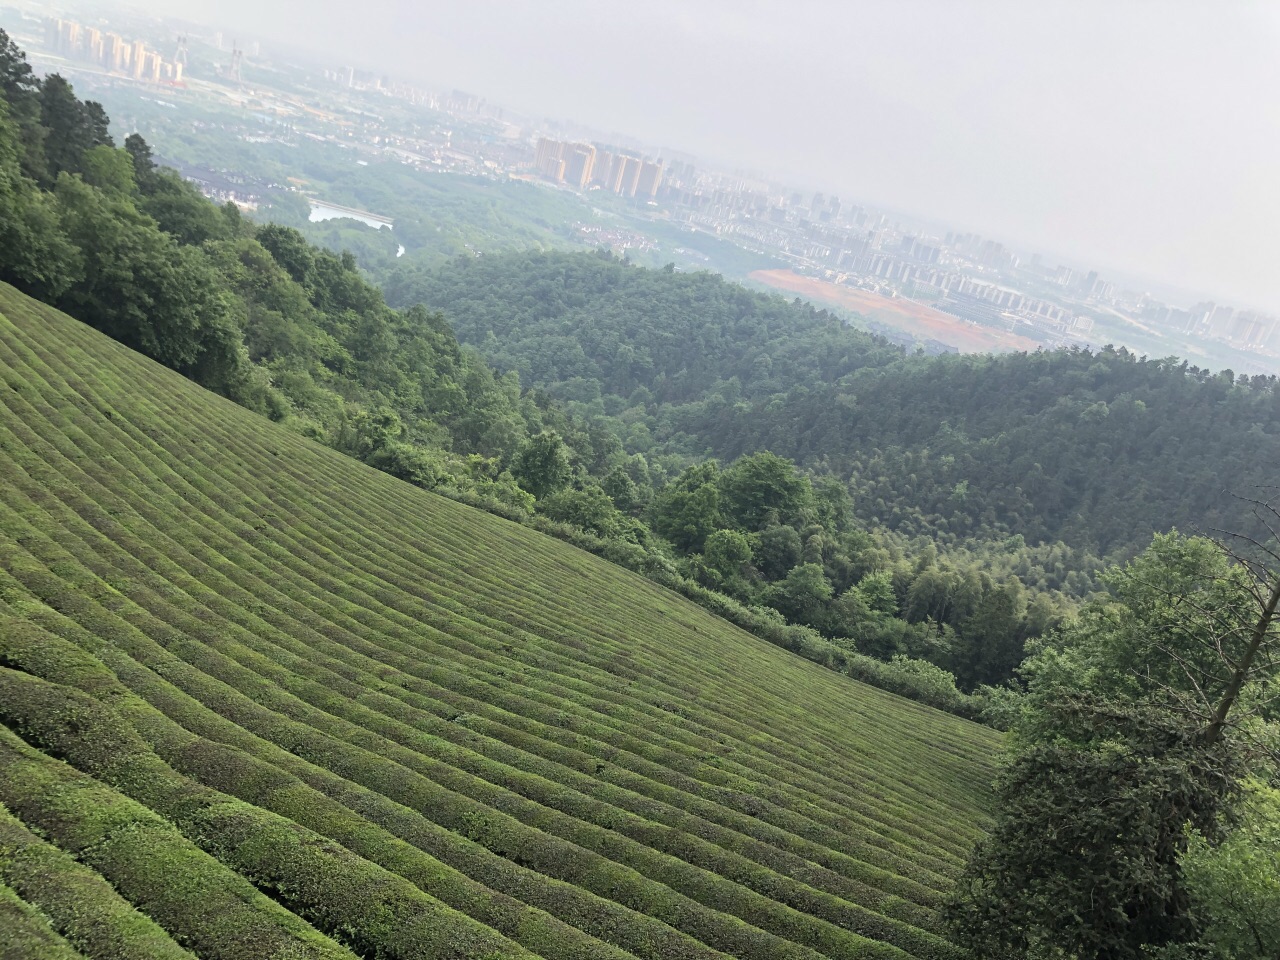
[590,150,615,187]
[131,39,147,78]
[534,138,566,181]
[106,34,127,71]
[563,144,597,188]
[60,20,82,55]
[86,28,104,65]
[636,160,663,200]
[612,154,643,197]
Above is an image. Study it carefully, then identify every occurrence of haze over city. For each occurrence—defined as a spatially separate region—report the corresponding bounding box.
[120,0,1280,314]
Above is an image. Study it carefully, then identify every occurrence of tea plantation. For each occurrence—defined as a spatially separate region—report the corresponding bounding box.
[0,281,999,959]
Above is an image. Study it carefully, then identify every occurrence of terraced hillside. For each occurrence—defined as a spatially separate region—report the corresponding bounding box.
[0,281,998,960]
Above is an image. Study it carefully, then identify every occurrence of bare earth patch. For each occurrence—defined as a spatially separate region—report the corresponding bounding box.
[749,269,1039,354]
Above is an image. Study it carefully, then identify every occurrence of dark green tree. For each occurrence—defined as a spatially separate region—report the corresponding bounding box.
[540,484,628,540]
[52,174,239,377]
[694,529,756,598]
[511,431,573,500]
[752,523,802,580]
[718,451,813,531]
[766,563,834,628]
[39,74,111,180]
[0,98,79,299]
[140,169,235,245]
[257,223,318,288]
[601,465,640,512]
[0,28,46,180]
[948,533,1280,960]
[123,132,156,186]
[949,693,1242,960]
[954,582,1027,688]
[649,462,723,553]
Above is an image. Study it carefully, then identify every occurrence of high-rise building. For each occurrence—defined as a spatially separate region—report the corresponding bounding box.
[44,18,178,83]
[1209,304,1235,338]
[606,157,624,193]
[534,138,566,181]
[563,144,597,188]
[613,154,643,197]
[86,28,103,65]
[1189,301,1215,331]
[1229,311,1274,346]
[106,33,127,71]
[131,39,147,79]
[59,20,82,55]
[590,150,615,187]
[636,160,663,200]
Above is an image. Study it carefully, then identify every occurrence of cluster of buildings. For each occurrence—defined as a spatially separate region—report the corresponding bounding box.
[621,172,1280,352]
[573,222,658,255]
[826,233,1090,336]
[1138,300,1280,351]
[934,279,1092,336]
[643,176,1111,344]
[533,138,664,200]
[45,18,184,84]
[323,66,391,92]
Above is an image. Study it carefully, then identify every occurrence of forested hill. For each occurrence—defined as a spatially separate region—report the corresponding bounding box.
[384,249,906,409]
[700,348,1280,555]
[389,250,1280,557]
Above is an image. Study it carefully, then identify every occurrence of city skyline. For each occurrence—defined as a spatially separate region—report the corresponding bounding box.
[7,0,1277,347]
[45,15,184,83]
[112,0,1280,317]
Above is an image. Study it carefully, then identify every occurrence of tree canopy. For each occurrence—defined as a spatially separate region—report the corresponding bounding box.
[948,533,1280,960]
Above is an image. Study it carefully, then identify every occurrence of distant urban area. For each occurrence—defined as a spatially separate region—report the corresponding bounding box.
[5,1,1278,372]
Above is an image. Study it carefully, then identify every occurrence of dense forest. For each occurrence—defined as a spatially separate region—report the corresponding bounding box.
[388,249,1280,559]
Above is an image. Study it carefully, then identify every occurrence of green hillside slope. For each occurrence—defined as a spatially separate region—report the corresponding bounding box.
[0,282,997,960]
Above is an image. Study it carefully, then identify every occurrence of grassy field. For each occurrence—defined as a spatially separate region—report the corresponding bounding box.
[0,281,999,959]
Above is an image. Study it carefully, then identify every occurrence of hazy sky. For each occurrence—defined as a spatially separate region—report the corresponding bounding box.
[134,0,1280,310]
